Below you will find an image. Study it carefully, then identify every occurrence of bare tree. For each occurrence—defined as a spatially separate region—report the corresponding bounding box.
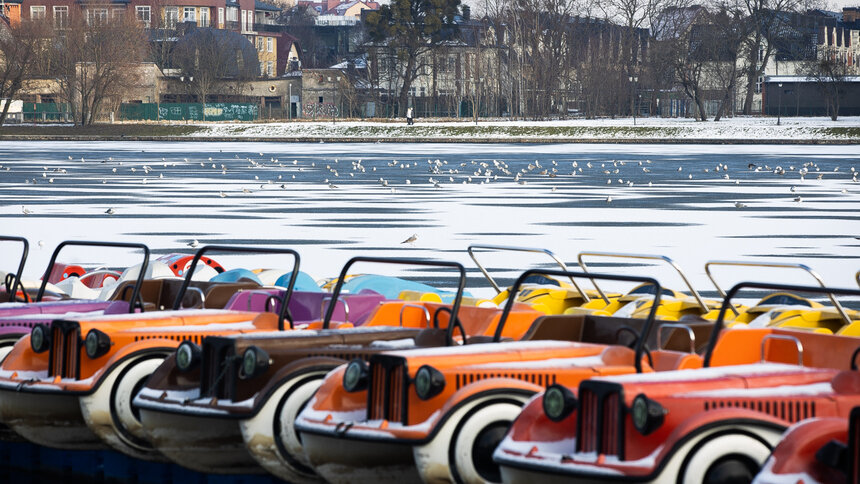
[735,0,823,114]
[599,0,665,117]
[804,54,849,120]
[705,3,749,120]
[174,28,259,116]
[366,0,462,115]
[50,12,147,125]
[0,19,51,125]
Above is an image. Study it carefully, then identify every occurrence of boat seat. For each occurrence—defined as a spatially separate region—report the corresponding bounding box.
[659,322,714,353]
[649,350,703,371]
[519,315,587,342]
[204,283,262,309]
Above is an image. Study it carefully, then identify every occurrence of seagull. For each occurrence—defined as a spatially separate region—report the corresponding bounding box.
[219,191,227,198]
[401,234,418,245]
[21,206,32,215]
[187,239,199,248]
[606,196,613,203]
[734,201,747,208]
[104,208,115,215]
[794,196,803,203]
[790,186,796,192]
[38,240,44,249]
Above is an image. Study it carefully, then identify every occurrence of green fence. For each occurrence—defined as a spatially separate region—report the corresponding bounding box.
[22,103,71,122]
[120,103,259,121]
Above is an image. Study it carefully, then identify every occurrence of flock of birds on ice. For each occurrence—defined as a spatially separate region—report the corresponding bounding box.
[3,151,858,218]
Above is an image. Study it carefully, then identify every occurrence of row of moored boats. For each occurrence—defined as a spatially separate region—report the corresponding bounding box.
[0,236,858,484]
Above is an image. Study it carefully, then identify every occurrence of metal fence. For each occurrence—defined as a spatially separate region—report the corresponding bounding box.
[119,103,260,121]
[22,103,72,122]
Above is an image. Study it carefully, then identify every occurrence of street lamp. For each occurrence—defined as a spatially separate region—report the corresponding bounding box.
[777,82,783,126]
[629,75,638,126]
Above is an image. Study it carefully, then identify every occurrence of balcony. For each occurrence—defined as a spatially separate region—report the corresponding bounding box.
[254,22,282,33]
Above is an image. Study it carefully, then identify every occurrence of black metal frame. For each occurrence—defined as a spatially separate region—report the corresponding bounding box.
[494,269,662,373]
[36,241,149,313]
[0,236,28,303]
[703,281,860,367]
[322,257,467,346]
[170,245,300,331]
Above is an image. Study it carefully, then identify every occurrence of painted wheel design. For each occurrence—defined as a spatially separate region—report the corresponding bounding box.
[680,432,771,484]
[449,402,521,484]
[110,357,164,451]
[274,378,324,477]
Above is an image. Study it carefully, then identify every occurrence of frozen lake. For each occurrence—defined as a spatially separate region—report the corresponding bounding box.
[0,141,857,297]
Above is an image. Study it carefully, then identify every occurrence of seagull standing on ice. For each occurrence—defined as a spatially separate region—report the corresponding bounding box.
[401,234,418,245]
[734,201,747,208]
[21,206,32,215]
[104,208,115,215]
[187,239,199,248]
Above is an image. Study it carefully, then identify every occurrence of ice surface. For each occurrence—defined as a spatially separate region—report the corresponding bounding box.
[0,140,857,301]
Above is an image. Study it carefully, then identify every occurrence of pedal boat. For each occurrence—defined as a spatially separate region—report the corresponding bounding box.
[133,256,543,480]
[752,406,860,484]
[294,269,716,484]
[494,282,860,484]
[0,245,308,460]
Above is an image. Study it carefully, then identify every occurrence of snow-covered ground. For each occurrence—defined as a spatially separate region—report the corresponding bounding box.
[188,116,860,141]
[0,141,857,300]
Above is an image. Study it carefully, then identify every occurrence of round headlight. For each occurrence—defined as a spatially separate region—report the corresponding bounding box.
[31,324,51,353]
[631,394,665,436]
[343,359,368,392]
[84,329,111,359]
[414,365,445,400]
[543,384,577,422]
[240,346,270,380]
[176,341,201,372]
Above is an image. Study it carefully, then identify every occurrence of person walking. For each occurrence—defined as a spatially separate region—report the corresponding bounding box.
[406,107,414,125]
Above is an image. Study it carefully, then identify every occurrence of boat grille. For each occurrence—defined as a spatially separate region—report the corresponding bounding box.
[455,372,556,389]
[577,381,624,458]
[200,337,236,399]
[48,320,81,379]
[703,399,815,423]
[367,355,408,424]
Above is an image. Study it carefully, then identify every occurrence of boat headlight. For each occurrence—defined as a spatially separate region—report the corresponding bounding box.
[631,394,665,435]
[414,365,445,400]
[543,384,577,422]
[31,324,51,353]
[84,329,112,359]
[240,346,270,380]
[343,359,368,392]
[176,341,201,372]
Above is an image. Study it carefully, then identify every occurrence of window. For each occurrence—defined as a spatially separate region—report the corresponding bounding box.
[226,7,238,21]
[199,8,209,26]
[260,62,266,75]
[756,76,762,94]
[86,8,108,25]
[112,8,124,19]
[257,37,264,52]
[267,61,273,76]
[165,7,179,28]
[53,6,68,28]
[420,86,426,97]
[241,10,247,31]
[218,8,224,26]
[30,6,46,19]
[183,7,196,22]
[135,6,150,27]
[267,37,273,53]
